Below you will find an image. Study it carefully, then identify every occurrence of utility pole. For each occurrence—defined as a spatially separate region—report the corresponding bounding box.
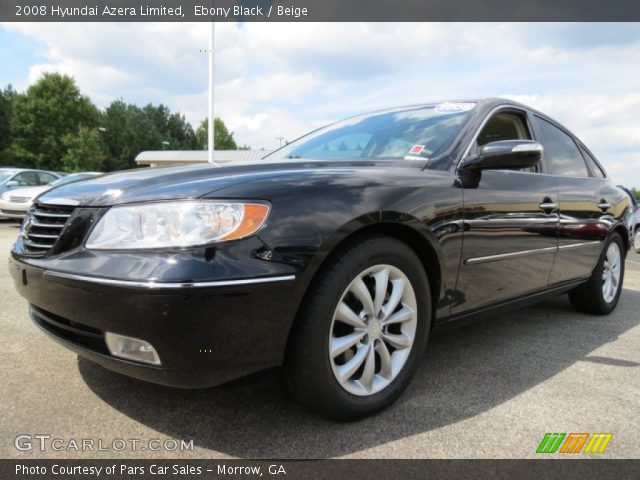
[207,20,215,163]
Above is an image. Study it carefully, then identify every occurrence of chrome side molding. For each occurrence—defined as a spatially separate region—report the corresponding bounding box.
[465,246,557,265]
[558,241,601,251]
[465,241,601,265]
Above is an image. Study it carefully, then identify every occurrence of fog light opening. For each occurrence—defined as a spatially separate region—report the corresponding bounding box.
[105,332,161,366]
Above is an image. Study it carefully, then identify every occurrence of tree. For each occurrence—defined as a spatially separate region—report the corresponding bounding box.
[631,187,640,202]
[101,100,198,171]
[102,100,161,171]
[9,73,100,170]
[195,118,239,150]
[0,84,16,165]
[61,126,107,172]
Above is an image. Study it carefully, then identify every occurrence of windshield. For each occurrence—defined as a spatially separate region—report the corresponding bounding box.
[0,172,15,183]
[268,103,475,161]
[50,173,98,187]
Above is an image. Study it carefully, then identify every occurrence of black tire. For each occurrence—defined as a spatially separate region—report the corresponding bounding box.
[284,234,431,421]
[569,233,625,315]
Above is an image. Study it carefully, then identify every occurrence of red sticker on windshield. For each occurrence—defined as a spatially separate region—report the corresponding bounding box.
[410,145,425,155]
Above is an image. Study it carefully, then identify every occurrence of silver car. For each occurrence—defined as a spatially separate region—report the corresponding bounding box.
[0,172,102,219]
[0,168,62,196]
[618,186,640,252]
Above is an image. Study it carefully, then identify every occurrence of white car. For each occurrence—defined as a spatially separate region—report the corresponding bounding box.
[0,172,101,219]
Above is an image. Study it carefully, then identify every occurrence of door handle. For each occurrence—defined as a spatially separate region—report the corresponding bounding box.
[539,201,558,211]
[598,200,612,211]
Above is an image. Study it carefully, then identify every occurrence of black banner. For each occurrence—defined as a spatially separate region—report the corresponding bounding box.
[2,0,640,22]
[2,459,640,480]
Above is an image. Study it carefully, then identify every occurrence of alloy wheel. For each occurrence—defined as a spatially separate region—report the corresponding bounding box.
[602,242,622,303]
[328,264,418,396]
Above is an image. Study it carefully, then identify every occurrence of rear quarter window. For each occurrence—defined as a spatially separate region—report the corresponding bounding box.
[579,146,606,178]
[533,116,589,177]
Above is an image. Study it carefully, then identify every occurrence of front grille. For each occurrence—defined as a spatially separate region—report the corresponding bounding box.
[9,196,31,203]
[22,204,75,256]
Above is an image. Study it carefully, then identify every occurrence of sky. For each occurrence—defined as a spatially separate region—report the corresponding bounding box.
[0,22,639,186]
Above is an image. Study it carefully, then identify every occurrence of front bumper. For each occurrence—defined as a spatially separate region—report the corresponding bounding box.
[0,199,29,218]
[10,257,301,388]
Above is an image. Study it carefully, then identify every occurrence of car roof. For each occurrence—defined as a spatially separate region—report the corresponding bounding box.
[0,168,59,174]
[342,98,536,123]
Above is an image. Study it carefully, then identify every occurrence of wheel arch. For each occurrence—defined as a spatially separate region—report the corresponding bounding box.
[612,223,630,252]
[288,212,446,340]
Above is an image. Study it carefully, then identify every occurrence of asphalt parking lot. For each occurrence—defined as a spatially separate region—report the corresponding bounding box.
[1,218,639,459]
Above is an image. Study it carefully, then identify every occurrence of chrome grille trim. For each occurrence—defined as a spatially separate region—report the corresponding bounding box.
[32,211,73,218]
[30,221,65,229]
[23,239,55,249]
[21,204,75,256]
[26,233,60,239]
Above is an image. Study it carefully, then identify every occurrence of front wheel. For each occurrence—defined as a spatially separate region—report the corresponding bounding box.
[569,233,625,315]
[285,234,431,420]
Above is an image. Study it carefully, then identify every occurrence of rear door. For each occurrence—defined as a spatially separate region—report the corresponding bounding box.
[37,172,59,186]
[530,115,616,284]
[453,108,559,314]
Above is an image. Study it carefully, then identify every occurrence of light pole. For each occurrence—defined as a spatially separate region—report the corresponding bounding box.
[207,20,215,163]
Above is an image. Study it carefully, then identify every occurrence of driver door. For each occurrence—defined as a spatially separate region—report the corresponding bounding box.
[452,108,559,314]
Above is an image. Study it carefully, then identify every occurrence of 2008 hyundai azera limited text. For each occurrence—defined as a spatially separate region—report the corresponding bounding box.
[10,99,630,419]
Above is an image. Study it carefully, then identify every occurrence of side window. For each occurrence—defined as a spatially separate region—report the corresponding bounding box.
[477,113,530,146]
[579,146,606,178]
[476,112,536,172]
[12,172,39,186]
[533,116,589,177]
[38,172,58,185]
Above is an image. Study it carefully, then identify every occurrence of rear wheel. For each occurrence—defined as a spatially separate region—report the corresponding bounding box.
[569,233,625,315]
[285,234,431,420]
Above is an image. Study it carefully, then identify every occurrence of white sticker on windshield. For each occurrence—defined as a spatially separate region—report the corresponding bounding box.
[435,102,476,114]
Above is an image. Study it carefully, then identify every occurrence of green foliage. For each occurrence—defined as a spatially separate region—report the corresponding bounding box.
[101,100,199,171]
[9,73,99,170]
[195,118,239,150]
[0,84,17,165]
[2,73,247,172]
[61,126,108,172]
[631,187,640,202]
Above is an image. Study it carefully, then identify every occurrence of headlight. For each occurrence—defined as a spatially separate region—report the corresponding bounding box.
[86,200,270,250]
[1,192,11,201]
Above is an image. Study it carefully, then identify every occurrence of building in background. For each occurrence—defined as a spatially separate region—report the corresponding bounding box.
[135,150,272,168]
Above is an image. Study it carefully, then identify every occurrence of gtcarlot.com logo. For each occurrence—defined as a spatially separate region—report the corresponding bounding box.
[14,434,194,452]
[536,432,613,454]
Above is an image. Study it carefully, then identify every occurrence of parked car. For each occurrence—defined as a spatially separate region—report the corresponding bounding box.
[617,185,640,253]
[0,172,102,219]
[0,168,62,198]
[10,99,630,420]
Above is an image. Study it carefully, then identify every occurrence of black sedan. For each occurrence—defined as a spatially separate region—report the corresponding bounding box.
[10,99,630,420]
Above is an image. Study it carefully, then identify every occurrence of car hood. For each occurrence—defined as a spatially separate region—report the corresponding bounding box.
[4,185,48,200]
[36,160,426,207]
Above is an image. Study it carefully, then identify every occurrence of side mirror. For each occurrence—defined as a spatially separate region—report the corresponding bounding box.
[5,180,19,187]
[461,139,543,171]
